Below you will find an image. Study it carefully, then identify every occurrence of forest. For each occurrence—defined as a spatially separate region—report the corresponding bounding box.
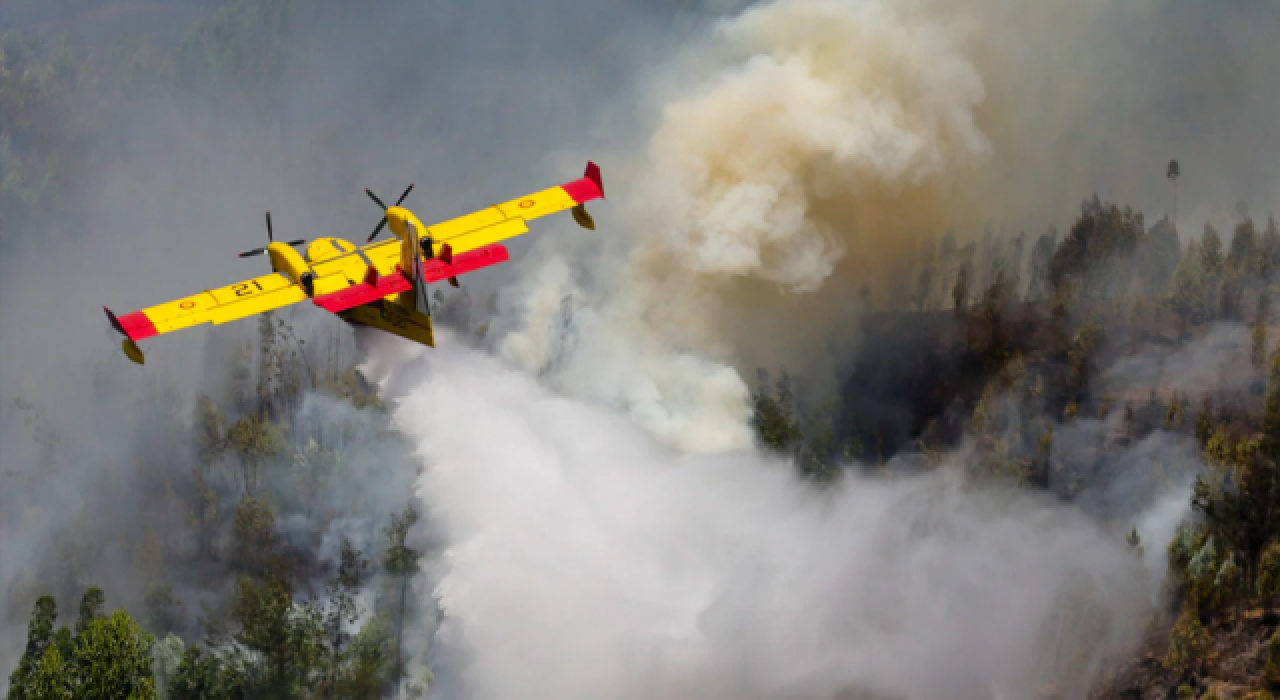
[4,0,1280,699]
[750,196,1280,696]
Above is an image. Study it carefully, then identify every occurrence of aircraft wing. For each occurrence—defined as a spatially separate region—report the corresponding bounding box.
[421,161,604,255]
[105,272,308,342]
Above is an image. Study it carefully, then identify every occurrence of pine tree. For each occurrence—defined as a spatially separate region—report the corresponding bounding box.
[8,597,58,700]
[749,370,803,452]
[1258,294,1272,369]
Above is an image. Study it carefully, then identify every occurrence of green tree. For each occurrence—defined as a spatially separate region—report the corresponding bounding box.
[144,583,180,637]
[8,596,58,700]
[225,414,285,496]
[1066,320,1101,402]
[194,395,228,464]
[232,496,281,579]
[1170,235,1219,328]
[75,585,104,637]
[230,575,322,698]
[1256,294,1271,369]
[749,370,803,453]
[1195,398,1214,446]
[1221,265,1245,320]
[338,615,392,699]
[319,539,368,698]
[1258,542,1280,604]
[1048,196,1144,299]
[1268,627,1280,686]
[1229,218,1261,278]
[73,610,158,700]
[1138,217,1182,295]
[1193,350,1280,571]
[1262,216,1280,280]
[26,646,73,700]
[1126,526,1144,558]
[1163,605,1210,675]
[384,506,423,699]
[169,648,246,700]
[1202,223,1225,273]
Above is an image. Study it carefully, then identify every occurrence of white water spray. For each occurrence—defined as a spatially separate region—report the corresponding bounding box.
[368,337,1157,700]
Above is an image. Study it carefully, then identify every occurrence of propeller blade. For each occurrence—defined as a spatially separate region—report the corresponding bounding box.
[394,183,415,206]
[365,188,388,211]
[367,217,387,243]
[265,211,274,242]
[286,239,306,247]
[238,248,267,258]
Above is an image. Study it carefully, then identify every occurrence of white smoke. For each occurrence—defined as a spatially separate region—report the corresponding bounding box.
[368,336,1157,700]
[492,0,995,452]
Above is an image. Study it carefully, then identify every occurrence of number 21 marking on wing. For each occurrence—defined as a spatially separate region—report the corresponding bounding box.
[233,280,264,297]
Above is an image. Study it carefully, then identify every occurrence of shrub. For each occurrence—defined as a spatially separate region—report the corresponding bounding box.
[1265,628,1280,686]
[1258,542,1280,602]
[1163,606,1210,675]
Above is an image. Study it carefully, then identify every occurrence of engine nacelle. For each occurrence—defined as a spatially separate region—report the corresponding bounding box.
[267,242,315,295]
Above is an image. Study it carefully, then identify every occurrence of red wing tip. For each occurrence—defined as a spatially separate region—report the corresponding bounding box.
[562,162,605,204]
[585,161,604,198]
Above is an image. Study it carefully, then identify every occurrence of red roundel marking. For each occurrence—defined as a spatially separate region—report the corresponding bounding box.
[519,199,536,208]
[179,301,196,310]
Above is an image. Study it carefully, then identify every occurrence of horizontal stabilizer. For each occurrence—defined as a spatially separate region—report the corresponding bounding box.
[421,243,510,284]
[313,270,413,313]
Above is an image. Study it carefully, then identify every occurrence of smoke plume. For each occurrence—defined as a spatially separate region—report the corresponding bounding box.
[491,0,1280,452]
[368,336,1159,700]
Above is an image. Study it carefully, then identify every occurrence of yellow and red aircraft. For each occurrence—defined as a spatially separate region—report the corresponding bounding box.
[104,162,604,364]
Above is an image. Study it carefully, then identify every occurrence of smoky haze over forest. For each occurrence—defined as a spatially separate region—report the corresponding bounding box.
[3,0,1280,699]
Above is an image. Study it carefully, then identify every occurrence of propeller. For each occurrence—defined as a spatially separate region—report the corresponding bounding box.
[366,183,416,242]
[238,211,305,258]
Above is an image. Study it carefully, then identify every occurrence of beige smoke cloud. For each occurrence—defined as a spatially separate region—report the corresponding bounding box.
[495,0,1271,453]
[637,0,990,292]
[497,0,998,452]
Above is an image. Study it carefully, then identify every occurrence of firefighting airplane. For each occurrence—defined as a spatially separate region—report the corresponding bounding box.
[104,162,604,364]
